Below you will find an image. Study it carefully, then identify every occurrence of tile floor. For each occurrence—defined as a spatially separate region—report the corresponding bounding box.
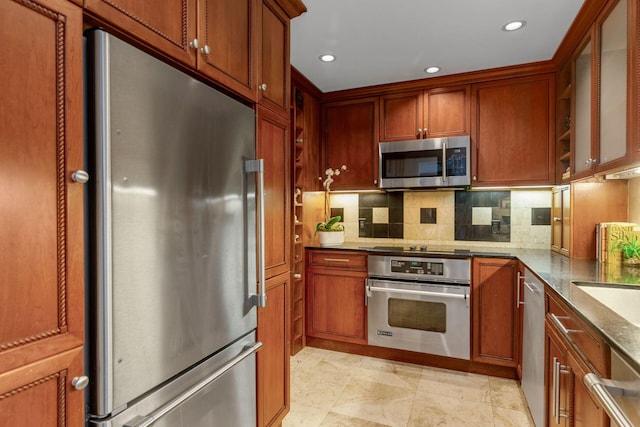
[283,347,535,427]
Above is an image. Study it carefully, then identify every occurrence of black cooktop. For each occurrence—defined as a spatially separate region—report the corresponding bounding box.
[360,245,509,257]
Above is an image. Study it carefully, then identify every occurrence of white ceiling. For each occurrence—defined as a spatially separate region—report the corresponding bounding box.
[291,0,586,93]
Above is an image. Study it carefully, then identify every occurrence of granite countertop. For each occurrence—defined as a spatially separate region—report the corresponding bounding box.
[307,243,640,373]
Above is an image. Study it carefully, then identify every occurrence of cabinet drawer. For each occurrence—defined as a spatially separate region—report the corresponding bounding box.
[308,250,367,271]
[546,292,609,375]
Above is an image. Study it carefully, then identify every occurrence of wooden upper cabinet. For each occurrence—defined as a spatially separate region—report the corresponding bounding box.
[257,106,291,279]
[258,0,290,116]
[323,97,380,190]
[471,74,555,186]
[197,0,258,100]
[379,86,469,141]
[85,0,261,102]
[84,0,197,67]
[1,0,85,424]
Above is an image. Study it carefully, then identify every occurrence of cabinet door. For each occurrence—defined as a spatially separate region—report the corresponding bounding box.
[258,0,290,115]
[545,324,571,427]
[257,272,290,427]
[379,91,423,141]
[551,188,563,252]
[323,97,379,190]
[471,258,520,367]
[567,351,608,427]
[572,36,595,178]
[561,187,571,254]
[424,86,469,138]
[596,0,630,171]
[257,106,291,279]
[471,74,555,186]
[84,0,197,67]
[0,0,85,424]
[306,268,367,344]
[197,0,257,101]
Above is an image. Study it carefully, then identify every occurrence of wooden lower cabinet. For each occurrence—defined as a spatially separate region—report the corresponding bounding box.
[306,251,368,344]
[0,348,85,426]
[1,0,85,425]
[471,258,521,368]
[545,322,571,427]
[545,289,610,427]
[567,351,607,427]
[257,272,290,427]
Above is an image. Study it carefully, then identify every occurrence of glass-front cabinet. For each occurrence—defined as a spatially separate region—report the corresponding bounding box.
[568,0,635,180]
[598,0,628,167]
[573,39,593,177]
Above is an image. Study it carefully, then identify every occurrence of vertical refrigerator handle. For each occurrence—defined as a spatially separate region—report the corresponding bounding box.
[245,159,267,308]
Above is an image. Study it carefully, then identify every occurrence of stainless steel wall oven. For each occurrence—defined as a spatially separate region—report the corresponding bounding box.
[367,255,471,360]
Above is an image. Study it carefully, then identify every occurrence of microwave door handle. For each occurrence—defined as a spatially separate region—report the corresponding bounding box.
[442,140,447,183]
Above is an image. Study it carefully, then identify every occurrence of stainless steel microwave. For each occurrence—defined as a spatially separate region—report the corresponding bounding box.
[378,136,471,189]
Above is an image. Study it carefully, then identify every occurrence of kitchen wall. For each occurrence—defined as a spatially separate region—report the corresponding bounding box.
[326,189,552,249]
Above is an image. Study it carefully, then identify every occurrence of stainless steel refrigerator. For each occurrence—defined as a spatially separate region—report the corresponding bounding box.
[86,30,265,427]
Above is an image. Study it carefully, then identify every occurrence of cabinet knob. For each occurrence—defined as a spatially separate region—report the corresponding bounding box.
[423,128,428,138]
[200,45,211,55]
[189,39,200,49]
[259,83,267,91]
[296,138,303,144]
[71,170,89,184]
[417,128,422,135]
[472,175,477,181]
[71,376,89,391]
[293,273,302,279]
[553,217,562,222]
[373,179,378,185]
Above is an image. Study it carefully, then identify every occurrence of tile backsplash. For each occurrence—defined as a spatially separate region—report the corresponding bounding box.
[328,189,552,249]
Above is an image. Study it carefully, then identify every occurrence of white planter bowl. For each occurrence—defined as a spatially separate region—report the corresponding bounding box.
[317,230,345,247]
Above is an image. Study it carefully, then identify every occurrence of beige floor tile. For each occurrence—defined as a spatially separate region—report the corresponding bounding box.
[492,406,535,427]
[408,394,495,426]
[319,411,393,427]
[353,357,424,391]
[285,348,535,427]
[283,403,330,427]
[488,377,530,412]
[330,377,416,427]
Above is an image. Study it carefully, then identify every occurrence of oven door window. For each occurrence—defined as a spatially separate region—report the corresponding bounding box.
[387,298,446,333]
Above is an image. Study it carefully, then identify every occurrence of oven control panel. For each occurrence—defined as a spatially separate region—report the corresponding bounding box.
[368,255,471,284]
[390,260,444,276]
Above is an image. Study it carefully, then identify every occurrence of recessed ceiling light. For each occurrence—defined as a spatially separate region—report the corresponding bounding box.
[424,66,440,74]
[502,20,526,31]
[319,54,336,62]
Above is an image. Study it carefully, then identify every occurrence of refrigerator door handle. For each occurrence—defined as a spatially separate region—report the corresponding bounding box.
[122,342,263,427]
[245,159,267,308]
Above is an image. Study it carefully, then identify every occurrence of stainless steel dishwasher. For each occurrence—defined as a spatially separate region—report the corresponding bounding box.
[520,268,545,427]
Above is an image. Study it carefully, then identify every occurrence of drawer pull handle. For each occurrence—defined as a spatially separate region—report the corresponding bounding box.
[323,258,350,263]
[550,313,582,336]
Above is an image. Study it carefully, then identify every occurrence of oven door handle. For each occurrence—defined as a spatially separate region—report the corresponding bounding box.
[368,285,468,301]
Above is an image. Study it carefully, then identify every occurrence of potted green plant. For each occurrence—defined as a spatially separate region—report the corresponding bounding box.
[316,165,347,247]
[613,234,640,267]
